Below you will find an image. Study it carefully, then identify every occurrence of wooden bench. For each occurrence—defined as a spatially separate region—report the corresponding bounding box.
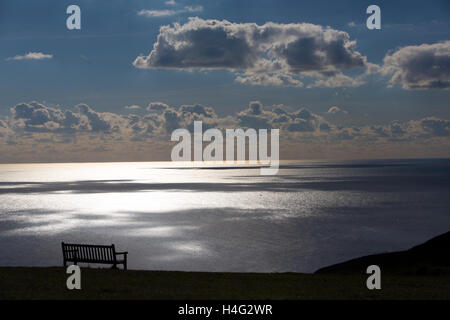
[62,242,128,270]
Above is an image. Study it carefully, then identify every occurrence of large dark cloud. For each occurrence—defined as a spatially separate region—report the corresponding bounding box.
[134,18,368,87]
[382,41,450,90]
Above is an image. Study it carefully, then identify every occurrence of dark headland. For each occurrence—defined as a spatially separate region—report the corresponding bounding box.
[315,230,450,275]
[1,231,449,300]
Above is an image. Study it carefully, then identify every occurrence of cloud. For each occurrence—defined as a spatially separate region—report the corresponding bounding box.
[142,102,221,135]
[0,119,12,139]
[147,102,171,113]
[309,73,363,88]
[287,120,316,132]
[77,104,113,132]
[287,108,329,132]
[248,101,263,115]
[236,101,274,128]
[327,106,348,115]
[234,101,332,132]
[125,105,141,110]
[138,9,177,17]
[419,117,450,136]
[137,5,203,18]
[381,41,450,90]
[9,102,126,134]
[134,18,255,69]
[236,72,304,87]
[184,6,203,13]
[11,102,79,132]
[165,0,176,5]
[6,52,53,61]
[133,18,369,87]
[180,104,216,118]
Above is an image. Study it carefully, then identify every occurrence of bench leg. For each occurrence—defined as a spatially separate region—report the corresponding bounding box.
[124,261,127,270]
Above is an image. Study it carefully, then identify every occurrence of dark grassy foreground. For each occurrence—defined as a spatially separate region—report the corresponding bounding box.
[1,266,449,300]
[2,231,450,300]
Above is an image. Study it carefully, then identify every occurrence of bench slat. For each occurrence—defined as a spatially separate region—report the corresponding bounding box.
[93,247,97,261]
[101,247,105,261]
[89,246,93,261]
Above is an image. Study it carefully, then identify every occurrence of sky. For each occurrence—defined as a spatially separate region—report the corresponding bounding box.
[0,0,449,163]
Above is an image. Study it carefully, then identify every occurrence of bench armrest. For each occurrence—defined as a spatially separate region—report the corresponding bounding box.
[115,251,128,255]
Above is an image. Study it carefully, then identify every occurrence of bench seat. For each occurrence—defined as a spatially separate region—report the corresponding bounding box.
[62,242,128,270]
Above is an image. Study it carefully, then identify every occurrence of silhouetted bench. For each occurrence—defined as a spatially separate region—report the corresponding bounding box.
[62,242,128,270]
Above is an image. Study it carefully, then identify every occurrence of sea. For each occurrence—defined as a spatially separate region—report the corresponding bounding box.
[0,158,449,272]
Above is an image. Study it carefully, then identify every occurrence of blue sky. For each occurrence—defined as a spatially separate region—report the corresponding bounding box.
[0,0,449,162]
[1,0,449,118]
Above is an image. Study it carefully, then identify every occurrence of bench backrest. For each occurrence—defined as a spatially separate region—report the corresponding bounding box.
[62,242,116,263]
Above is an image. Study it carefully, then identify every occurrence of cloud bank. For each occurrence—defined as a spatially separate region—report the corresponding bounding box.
[1,100,449,162]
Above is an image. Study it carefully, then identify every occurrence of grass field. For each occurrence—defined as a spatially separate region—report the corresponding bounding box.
[1,267,449,300]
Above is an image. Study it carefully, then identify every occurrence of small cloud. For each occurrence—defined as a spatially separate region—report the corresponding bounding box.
[80,54,90,62]
[327,106,348,115]
[138,5,203,18]
[165,0,176,5]
[7,52,53,61]
[348,21,356,27]
[138,9,176,17]
[125,105,141,110]
[184,6,203,13]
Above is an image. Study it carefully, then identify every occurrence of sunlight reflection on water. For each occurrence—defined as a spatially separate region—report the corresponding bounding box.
[0,159,449,272]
